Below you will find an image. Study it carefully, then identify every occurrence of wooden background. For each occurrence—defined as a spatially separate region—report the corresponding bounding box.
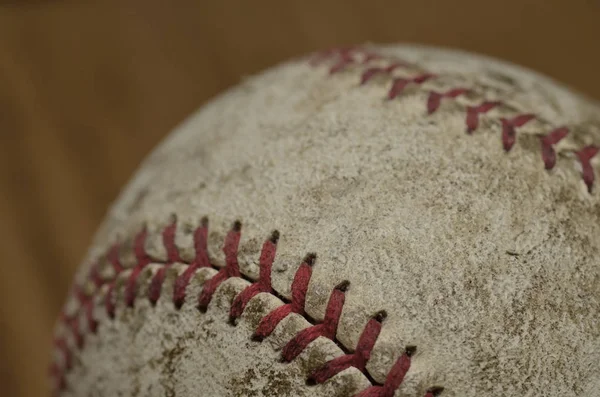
[1,1,599,396]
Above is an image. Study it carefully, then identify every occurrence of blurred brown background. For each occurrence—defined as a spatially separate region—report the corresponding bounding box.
[0,1,599,396]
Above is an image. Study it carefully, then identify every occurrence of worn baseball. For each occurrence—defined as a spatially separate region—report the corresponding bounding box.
[51,45,600,397]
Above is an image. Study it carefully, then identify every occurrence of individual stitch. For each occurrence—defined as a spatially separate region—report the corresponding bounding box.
[281,280,349,362]
[253,253,315,341]
[123,227,152,307]
[576,146,600,192]
[354,346,417,397]
[54,337,72,370]
[61,290,85,350]
[197,221,242,311]
[361,63,407,85]
[308,311,387,384]
[540,127,570,169]
[466,101,501,133]
[148,216,183,305]
[387,74,436,100]
[500,114,536,151]
[173,216,211,309]
[329,49,363,74]
[427,88,469,114]
[229,230,280,321]
[103,241,125,318]
[74,286,97,336]
[328,48,383,74]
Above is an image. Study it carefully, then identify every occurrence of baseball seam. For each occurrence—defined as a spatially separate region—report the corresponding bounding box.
[51,217,444,397]
[51,46,599,396]
[312,47,600,193]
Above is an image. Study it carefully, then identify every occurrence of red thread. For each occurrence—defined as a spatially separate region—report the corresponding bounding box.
[54,338,72,370]
[281,280,349,362]
[313,47,395,73]
[73,286,98,335]
[173,217,211,309]
[309,311,386,384]
[388,74,435,100]
[83,300,97,334]
[427,88,469,114]
[314,47,600,192]
[52,46,600,395]
[105,282,117,319]
[466,101,501,133]
[124,227,152,308]
[253,254,315,340]
[361,52,384,64]
[501,114,536,151]
[61,314,82,350]
[148,217,183,305]
[329,49,360,74]
[197,221,242,311]
[321,47,383,74]
[63,288,86,349]
[101,242,124,317]
[361,63,406,85]
[576,146,600,192]
[163,216,183,262]
[540,127,570,169]
[354,347,417,397]
[310,47,355,66]
[88,262,103,288]
[52,220,430,395]
[106,242,124,274]
[229,231,279,320]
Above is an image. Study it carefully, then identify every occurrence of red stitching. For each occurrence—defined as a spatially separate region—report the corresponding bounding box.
[329,52,356,74]
[309,311,386,384]
[74,286,98,335]
[354,347,416,397]
[466,101,501,134]
[88,262,103,289]
[388,74,436,100]
[52,219,431,395]
[427,88,469,114]
[104,241,126,319]
[148,216,183,305]
[360,63,407,85]
[311,47,398,75]
[327,48,379,74]
[173,217,210,309]
[576,146,600,193]
[315,47,600,192]
[501,114,536,151]
[124,227,152,307]
[281,280,349,362]
[106,242,124,274]
[197,221,242,311]
[104,282,117,319]
[310,47,354,67]
[253,253,315,341]
[229,230,279,320]
[54,337,72,370]
[540,127,570,169]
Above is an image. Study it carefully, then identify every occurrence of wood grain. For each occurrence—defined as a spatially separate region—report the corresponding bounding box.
[1,1,599,396]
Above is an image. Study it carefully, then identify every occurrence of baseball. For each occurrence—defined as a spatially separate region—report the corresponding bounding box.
[51,45,600,396]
